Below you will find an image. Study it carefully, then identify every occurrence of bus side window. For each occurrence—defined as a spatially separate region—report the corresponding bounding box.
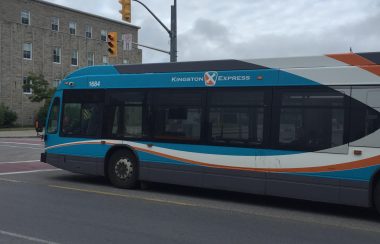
[61,89,104,138]
[154,92,202,141]
[47,98,60,134]
[105,90,147,139]
[273,87,346,151]
[350,87,380,143]
[81,103,102,137]
[208,89,267,146]
[62,103,81,135]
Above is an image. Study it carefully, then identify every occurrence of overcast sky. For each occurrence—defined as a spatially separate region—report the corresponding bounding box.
[44,0,380,63]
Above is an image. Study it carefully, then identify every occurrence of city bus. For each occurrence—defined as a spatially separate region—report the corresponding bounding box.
[41,52,380,212]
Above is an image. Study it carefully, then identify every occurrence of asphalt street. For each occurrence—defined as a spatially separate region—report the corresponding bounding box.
[0,137,380,244]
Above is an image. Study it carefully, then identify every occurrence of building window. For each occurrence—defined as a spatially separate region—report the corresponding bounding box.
[53,47,61,64]
[21,10,30,25]
[69,22,76,35]
[85,25,92,39]
[51,17,59,31]
[53,79,61,87]
[23,43,32,60]
[71,49,78,66]
[23,77,32,94]
[101,30,107,42]
[87,52,94,66]
[102,55,109,65]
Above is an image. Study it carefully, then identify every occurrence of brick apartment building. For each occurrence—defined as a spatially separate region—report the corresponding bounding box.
[0,0,142,125]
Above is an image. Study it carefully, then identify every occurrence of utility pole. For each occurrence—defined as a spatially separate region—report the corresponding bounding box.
[132,0,177,62]
[170,0,177,62]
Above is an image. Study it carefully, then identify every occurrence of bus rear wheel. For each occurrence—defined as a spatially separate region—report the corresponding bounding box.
[107,150,138,189]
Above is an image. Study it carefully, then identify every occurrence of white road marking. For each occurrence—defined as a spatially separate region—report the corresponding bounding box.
[0,229,59,244]
[0,141,42,146]
[0,145,41,150]
[0,169,61,176]
[0,160,40,164]
[0,177,23,183]
[0,141,42,145]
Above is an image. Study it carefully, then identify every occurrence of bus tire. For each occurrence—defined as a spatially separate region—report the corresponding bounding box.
[107,150,138,189]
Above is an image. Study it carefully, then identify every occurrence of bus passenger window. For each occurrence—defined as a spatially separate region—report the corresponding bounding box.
[62,103,81,135]
[156,107,201,140]
[123,106,143,137]
[210,108,249,143]
[208,89,267,146]
[62,103,102,137]
[61,89,104,138]
[274,87,346,151]
[104,90,147,139]
[350,98,380,142]
[81,103,102,136]
[154,92,202,141]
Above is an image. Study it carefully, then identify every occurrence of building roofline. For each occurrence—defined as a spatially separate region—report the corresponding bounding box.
[35,0,140,29]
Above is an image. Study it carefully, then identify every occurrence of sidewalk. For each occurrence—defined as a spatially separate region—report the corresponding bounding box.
[0,129,39,138]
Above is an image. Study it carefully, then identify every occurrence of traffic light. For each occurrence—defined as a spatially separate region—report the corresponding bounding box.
[119,0,131,23]
[107,32,118,57]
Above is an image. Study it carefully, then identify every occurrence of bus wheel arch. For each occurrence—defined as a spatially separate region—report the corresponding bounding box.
[104,145,139,189]
[370,169,380,213]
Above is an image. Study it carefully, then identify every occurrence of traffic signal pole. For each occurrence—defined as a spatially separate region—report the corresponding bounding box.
[132,0,177,62]
[170,0,177,62]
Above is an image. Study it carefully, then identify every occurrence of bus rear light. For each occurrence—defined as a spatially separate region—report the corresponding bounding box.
[353,150,362,156]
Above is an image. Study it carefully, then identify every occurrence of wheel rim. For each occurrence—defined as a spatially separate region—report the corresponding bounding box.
[114,158,133,180]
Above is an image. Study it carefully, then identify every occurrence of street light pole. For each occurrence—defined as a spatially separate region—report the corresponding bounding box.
[170,0,177,62]
[132,0,177,62]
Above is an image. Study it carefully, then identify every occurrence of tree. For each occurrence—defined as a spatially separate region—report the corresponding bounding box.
[23,73,55,103]
[23,73,56,127]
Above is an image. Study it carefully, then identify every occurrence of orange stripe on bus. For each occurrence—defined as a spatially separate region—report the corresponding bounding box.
[327,53,376,66]
[48,141,380,173]
[360,65,380,76]
[133,146,380,173]
[327,53,380,76]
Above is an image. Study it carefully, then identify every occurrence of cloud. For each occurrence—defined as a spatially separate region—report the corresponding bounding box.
[44,0,380,63]
[165,0,380,61]
[178,3,380,61]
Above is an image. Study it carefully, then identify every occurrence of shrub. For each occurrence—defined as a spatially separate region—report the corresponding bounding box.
[0,103,18,127]
[0,104,4,126]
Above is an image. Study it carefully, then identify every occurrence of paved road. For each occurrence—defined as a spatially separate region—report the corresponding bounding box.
[0,137,54,174]
[1,138,380,244]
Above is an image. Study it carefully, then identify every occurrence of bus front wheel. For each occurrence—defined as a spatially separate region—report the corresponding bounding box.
[107,150,138,189]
